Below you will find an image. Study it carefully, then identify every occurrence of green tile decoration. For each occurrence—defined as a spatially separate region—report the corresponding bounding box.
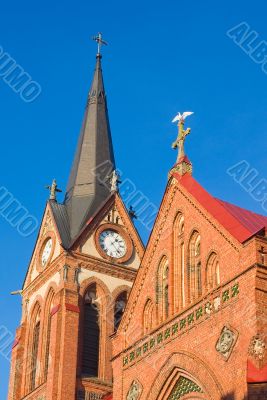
[168,376,203,399]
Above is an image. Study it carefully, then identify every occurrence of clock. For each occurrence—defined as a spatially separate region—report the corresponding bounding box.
[95,223,133,263]
[99,229,127,258]
[41,238,53,267]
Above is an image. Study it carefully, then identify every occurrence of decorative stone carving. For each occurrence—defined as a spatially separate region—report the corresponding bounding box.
[127,380,142,400]
[249,335,266,360]
[213,296,221,311]
[216,326,238,360]
[42,212,53,237]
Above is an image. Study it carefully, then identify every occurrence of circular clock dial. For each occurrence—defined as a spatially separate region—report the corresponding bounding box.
[99,229,127,259]
[41,238,52,267]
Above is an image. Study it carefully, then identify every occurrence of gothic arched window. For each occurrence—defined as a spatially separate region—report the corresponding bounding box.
[29,304,41,392]
[163,264,169,318]
[157,257,169,322]
[206,252,220,290]
[114,291,128,331]
[143,299,154,334]
[173,213,185,311]
[44,289,55,381]
[168,376,203,399]
[82,284,100,377]
[188,231,202,303]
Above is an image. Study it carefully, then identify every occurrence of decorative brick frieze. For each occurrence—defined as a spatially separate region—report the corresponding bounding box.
[122,282,239,368]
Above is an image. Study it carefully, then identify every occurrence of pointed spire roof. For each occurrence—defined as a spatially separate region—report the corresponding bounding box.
[64,53,115,239]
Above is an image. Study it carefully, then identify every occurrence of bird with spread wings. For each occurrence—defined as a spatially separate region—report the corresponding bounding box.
[172,111,194,124]
[171,111,194,162]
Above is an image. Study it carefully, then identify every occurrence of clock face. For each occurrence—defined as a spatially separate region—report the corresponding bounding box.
[41,238,52,267]
[99,229,127,259]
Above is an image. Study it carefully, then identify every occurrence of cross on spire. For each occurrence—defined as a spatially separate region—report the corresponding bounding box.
[46,179,62,201]
[92,32,108,56]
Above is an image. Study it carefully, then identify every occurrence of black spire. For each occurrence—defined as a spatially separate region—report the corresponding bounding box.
[64,53,115,239]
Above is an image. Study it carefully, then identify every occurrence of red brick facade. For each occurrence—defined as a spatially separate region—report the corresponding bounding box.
[8,195,143,400]
[8,166,267,400]
[112,169,267,400]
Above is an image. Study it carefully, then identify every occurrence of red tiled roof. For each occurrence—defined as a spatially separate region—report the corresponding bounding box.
[216,198,267,235]
[175,173,267,243]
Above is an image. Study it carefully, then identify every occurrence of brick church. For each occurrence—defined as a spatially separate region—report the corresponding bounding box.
[8,37,267,400]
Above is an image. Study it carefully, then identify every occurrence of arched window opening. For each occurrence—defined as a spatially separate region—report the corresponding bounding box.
[196,262,202,297]
[44,290,55,381]
[143,299,154,334]
[206,253,220,290]
[114,291,127,331]
[82,284,100,377]
[195,236,201,257]
[215,261,220,286]
[29,307,41,392]
[168,375,203,399]
[178,215,185,235]
[44,316,51,380]
[157,257,169,322]
[180,242,185,307]
[173,213,185,312]
[163,265,169,319]
[188,232,202,303]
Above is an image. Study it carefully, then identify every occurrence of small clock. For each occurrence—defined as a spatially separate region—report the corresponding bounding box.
[99,229,127,258]
[41,238,53,267]
[95,223,133,263]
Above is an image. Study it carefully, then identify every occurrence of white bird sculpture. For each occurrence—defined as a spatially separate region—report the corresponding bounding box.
[172,111,194,124]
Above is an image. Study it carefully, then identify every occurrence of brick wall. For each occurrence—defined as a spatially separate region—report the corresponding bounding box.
[112,177,267,400]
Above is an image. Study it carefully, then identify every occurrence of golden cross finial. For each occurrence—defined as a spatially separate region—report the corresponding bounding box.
[171,111,194,163]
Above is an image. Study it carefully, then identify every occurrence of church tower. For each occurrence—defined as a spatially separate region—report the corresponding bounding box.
[8,37,144,400]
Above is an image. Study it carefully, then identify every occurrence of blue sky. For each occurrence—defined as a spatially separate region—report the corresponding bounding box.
[1,0,267,396]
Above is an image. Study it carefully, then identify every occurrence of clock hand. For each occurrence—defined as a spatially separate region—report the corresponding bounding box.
[110,240,119,254]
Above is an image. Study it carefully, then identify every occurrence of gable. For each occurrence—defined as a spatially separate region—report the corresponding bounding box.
[117,174,258,343]
[73,194,144,270]
[23,202,64,288]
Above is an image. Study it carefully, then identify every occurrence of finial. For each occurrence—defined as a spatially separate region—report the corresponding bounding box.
[45,179,62,201]
[128,206,137,221]
[169,111,194,177]
[109,170,121,193]
[171,112,194,163]
[92,32,108,57]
